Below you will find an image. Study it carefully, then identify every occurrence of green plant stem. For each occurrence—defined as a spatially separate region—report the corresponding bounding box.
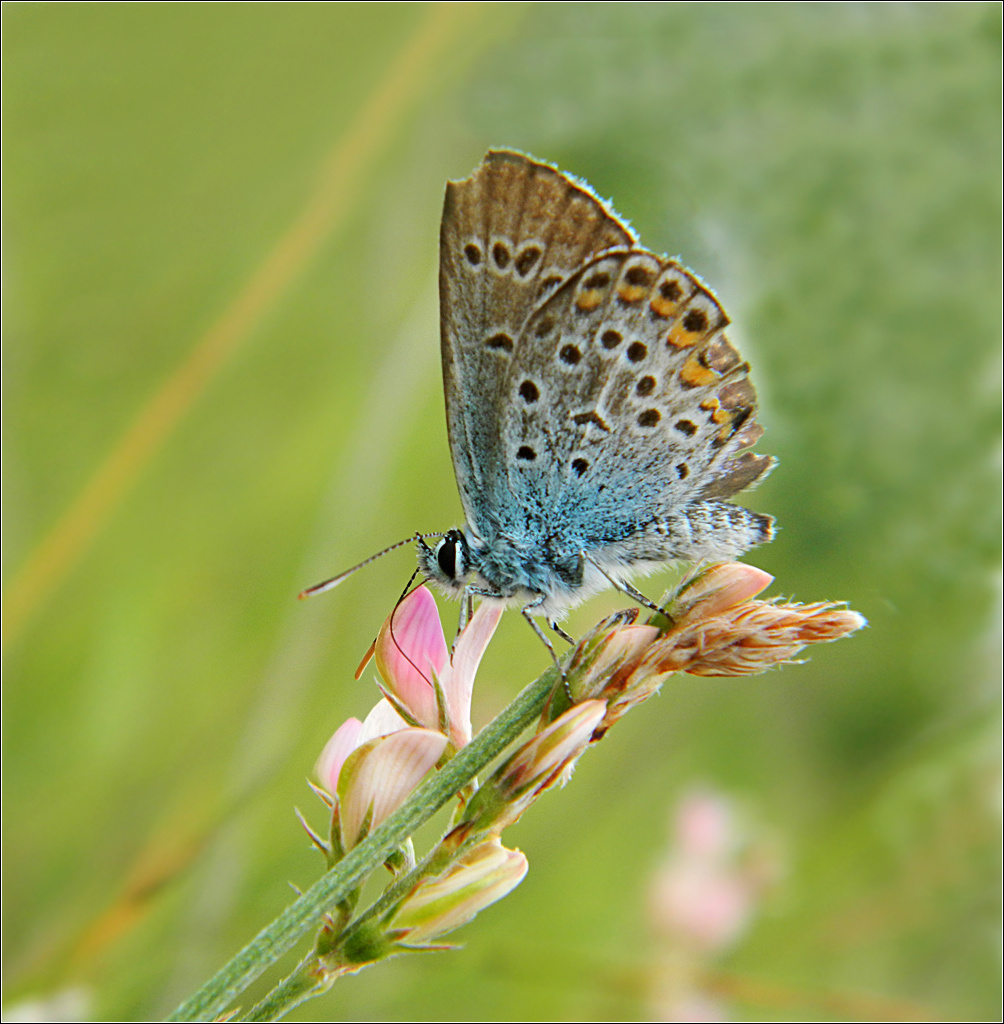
[168,663,559,1023]
[241,954,333,1023]
[240,822,484,1021]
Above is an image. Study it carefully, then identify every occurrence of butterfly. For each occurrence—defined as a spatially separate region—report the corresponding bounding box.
[305,151,774,656]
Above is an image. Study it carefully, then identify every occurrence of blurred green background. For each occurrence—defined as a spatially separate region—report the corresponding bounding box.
[3,3,999,1020]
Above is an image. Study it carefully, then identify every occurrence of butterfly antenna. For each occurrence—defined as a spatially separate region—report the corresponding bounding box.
[353,568,426,681]
[298,533,443,599]
[394,568,424,609]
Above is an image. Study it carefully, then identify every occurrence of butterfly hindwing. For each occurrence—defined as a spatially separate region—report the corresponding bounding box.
[497,249,774,553]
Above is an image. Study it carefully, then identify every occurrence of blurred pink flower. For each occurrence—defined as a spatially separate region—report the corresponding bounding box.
[674,789,734,860]
[646,788,783,1021]
[651,856,756,951]
[649,789,776,953]
[658,991,727,1023]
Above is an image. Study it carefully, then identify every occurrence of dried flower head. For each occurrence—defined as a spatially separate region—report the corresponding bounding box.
[555,562,865,733]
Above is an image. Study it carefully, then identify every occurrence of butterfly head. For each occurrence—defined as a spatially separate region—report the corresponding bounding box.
[417,529,475,597]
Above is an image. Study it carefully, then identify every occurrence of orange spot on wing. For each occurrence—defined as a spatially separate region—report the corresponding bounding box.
[650,294,681,318]
[699,395,730,423]
[666,324,700,349]
[575,290,604,312]
[617,283,646,303]
[679,353,719,388]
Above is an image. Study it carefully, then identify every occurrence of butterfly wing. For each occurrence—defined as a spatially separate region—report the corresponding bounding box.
[439,151,636,535]
[497,247,775,564]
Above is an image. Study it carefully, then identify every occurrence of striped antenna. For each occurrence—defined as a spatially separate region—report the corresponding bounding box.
[298,532,443,599]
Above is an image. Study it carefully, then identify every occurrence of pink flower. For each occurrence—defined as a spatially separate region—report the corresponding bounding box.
[649,789,778,953]
[372,586,502,748]
[374,586,449,731]
[315,700,424,797]
[651,858,756,951]
[315,589,504,851]
[337,728,448,849]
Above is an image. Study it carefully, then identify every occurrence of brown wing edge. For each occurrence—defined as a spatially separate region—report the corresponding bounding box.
[441,150,637,263]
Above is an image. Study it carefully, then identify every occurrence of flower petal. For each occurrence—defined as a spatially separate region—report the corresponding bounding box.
[375,587,449,728]
[391,838,528,943]
[338,728,447,849]
[315,717,363,795]
[441,600,503,746]
[672,562,773,624]
[358,698,409,744]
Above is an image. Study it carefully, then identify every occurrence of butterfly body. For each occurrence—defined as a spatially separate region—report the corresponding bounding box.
[420,151,775,624]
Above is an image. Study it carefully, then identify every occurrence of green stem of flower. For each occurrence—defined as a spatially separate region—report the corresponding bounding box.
[240,954,333,1022]
[167,663,560,1023]
[243,817,486,1021]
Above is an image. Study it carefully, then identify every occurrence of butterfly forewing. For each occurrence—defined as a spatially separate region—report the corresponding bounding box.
[439,150,636,533]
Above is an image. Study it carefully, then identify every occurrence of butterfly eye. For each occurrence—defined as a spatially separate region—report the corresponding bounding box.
[435,538,456,579]
[436,533,467,581]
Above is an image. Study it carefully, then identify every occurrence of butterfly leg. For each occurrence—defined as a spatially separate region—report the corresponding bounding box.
[461,588,570,679]
[518,596,570,682]
[452,588,497,653]
[453,589,473,648]
[549,621,575,645]
[582,553,668,619]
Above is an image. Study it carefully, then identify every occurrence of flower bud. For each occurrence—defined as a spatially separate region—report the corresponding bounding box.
[563,611,661,704]
[668,562,774,626]
[643,599,866,678]
[462,700,608,832]
[389,838,528,945]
